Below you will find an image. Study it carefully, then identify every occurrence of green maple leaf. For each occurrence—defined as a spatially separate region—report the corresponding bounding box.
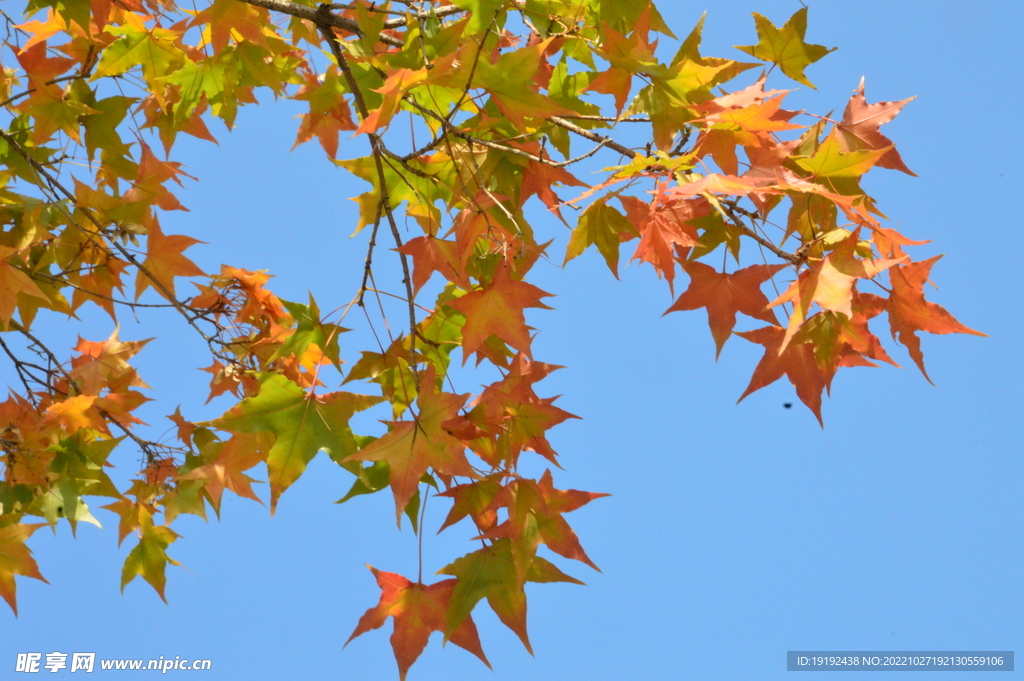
[210,374,383,511]
[735,8,836,88]
[438,538,582,654]
[32,478,103,535]
[93,23,186,84]
[449,0,505,34]
[473,40,575,132]
[159,58,226,125]
[120,509,180,603]
[274,295,347,369]
[794,132,891,195]
[564,198,638,277]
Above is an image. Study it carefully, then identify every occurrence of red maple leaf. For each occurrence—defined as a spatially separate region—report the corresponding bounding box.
[620,190,701,293]
[346,568,490,681]
[736,325,829,425]
[665,262,785,358]
[449,264,552,362]
[396,236,469,295]
[838,77,916,175]
[885,256,984,382]
[345,367,475,523]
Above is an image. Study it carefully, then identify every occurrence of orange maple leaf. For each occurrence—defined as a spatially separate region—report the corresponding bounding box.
[479,470,607,573]
[179,432,268,512]
[770,232,904,350]
[736,325,828,425]
[193,0,270,52]
[620,192,701,293]
[838,291,900,370]
[69,328,151,395]
[885,256,985,382]
[346,568,490,681]
[293,69,357,159]
[345,368,475,524]
[449,264,553,362]
[44,395,110,435]
[452,353,578,466]
[0,246,48,327]
[586,8,659,113]
[838,77,916,175]
[124,144,193,212]
[515,144,588,224]
[356,67,428,135]
[134,214,205,301]
[396,236,469,295]
[665,262,785,358]
[0,523,49,616]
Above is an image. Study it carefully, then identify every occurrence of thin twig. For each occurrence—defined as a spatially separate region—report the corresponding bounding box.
[316,9,419,387]
[240,0,404,46]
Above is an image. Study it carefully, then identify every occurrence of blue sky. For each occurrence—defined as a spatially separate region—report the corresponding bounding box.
[5,1,1022,679]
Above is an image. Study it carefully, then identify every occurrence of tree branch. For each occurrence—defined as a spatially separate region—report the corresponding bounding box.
[315,9,419,384]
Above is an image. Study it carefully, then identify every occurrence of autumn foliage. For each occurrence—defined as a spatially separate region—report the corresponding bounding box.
[0,0,981,676]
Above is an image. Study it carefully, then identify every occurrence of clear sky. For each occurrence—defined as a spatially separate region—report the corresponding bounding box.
[5,1,1022,679]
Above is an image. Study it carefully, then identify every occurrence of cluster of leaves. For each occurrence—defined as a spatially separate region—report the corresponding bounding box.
[0,0,980,677]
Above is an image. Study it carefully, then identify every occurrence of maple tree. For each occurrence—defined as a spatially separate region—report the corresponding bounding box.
[0,0,982,677]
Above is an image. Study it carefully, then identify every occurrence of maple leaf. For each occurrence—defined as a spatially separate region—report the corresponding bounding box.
[14,11,68,54]
[516,146,589,223]
[452,353,579,467]
[665,262,786,358]
[120,507,180,603]
[620,192,701,294]
[586,67,633,116]
[770,232,904,350]
[167,407,196,447]
[792,131,890,196]
[345,368,475,524]
[0,246,48,327]
[211,374,383,512]
[92,16,186,83]
[478,471,606,585]
[196,0,269,52]
[838,77,916,175]
[839,291,900,369]
[134,214,205,301]
[695,93,802,175]
[437,476,503,534]
[179,431,268,513]
[199,360,242,403]
[346,568,490,681]
[273,295,347,369]
[885,256,985,382]
[735,8,836,88]
[69,328,151,395]
[292,68,357,159]
[439,538,583,654]
[396,236,469,295]
[44,395,110,435]
[356,67,429,135]
[471,39,575,132]
[563,198,638,277]
[449,263,553,362]
[70,254,130,319]
[586,8,659,113]
[736,325,828,425]
[0,522,49,616]
[124,143,193,212]
[100,496,148,547]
